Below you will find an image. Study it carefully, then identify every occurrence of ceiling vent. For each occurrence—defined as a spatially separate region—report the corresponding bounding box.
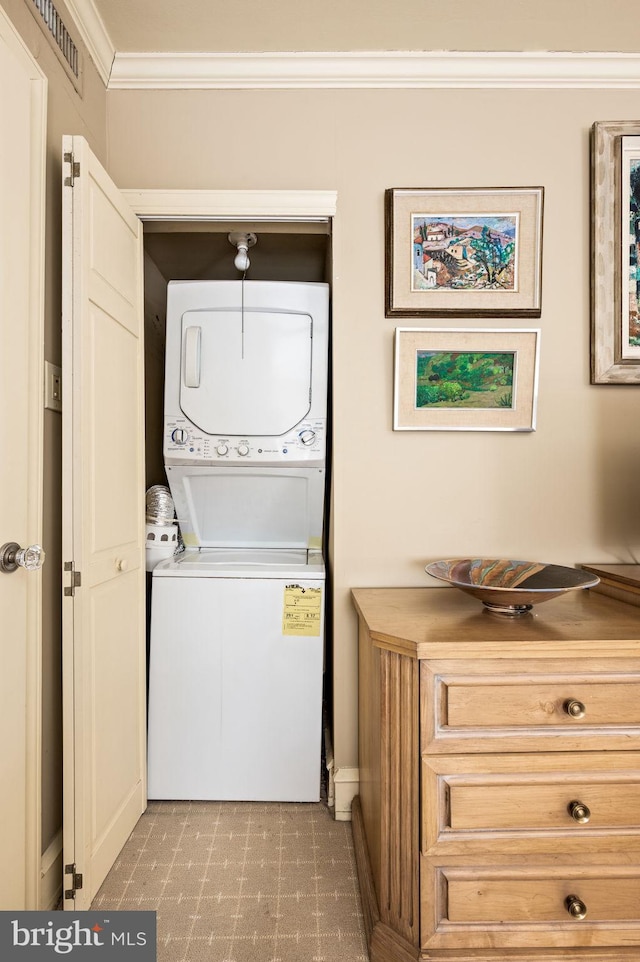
[31,0,82,90]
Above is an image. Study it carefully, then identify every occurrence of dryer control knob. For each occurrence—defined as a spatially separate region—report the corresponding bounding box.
[216,444,229,456]
[171,428,188,444]
[299,430,316,446]
[237,444,250,456]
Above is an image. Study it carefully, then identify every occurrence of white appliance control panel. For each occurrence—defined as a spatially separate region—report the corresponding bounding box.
[164,415,326,465]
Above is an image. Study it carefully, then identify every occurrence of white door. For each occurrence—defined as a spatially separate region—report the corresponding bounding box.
[62,135,146,910]
[0,9,46,910]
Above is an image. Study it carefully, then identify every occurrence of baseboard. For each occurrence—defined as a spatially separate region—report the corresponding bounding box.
[333,766,359,821]
[40,830,62,910]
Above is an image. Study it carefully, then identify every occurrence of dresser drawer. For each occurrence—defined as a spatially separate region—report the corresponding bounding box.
[449,875,640,924]
[421,664,640,752]
[421,864,640,950]
[421,752,640,855]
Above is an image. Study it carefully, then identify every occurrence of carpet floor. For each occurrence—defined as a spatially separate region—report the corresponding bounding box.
[91,800,369,962]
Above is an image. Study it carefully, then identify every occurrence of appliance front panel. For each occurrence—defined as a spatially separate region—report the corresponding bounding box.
[148,574,324,801]
[164,280,329,465]
[163,415,326,466]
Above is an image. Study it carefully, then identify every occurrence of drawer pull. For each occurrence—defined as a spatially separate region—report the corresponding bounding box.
[564,699,586,718]
[565,895,588,920]
[568,800,591,823]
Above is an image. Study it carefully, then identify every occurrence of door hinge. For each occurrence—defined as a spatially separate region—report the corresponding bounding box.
[64,561,82,596]
[64,151,80,187]
[64,862,83,899]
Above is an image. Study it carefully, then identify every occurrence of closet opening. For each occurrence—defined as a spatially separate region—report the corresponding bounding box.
[140,217,334,802]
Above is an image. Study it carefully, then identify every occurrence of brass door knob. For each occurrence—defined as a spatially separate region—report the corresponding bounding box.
[564,699,586,718]
[568,800,591,823]
[566,895,588,920]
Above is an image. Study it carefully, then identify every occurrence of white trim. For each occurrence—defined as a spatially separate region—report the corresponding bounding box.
[0,4,47,910]
[40,830,63,910]
[62,0,114,85]
[54,4,640,93]
[25,60,46,913]
[121,188,337,222]
[108,50,640,91]
[333,767,359,822]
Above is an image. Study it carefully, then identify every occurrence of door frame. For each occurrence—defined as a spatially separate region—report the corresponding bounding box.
[121,189,337,223]
[0,5,47,910]
[63,186,337,897]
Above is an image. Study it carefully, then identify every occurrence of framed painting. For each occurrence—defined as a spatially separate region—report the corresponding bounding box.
[385,187,544,317]
[591,120,640,383]
[393,327,541,431]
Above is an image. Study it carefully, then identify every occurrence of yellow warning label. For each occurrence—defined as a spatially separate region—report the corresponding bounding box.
[282,585,322,636]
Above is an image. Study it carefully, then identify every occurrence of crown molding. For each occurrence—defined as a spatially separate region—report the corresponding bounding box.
[58,4,640,93]
[107,50,640,91]
[63,0,114,85]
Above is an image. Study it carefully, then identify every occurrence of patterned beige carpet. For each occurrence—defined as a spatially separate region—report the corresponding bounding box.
[92,800,368,962]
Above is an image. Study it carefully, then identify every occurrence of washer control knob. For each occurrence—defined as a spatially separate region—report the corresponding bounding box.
[237,443,250,456]
[216,444,229,456]
[171,428,188,444]
[299,429,316,446]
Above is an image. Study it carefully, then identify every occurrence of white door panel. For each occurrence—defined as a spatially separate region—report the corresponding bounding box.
[0,9,46,910]
[62,135,146,910]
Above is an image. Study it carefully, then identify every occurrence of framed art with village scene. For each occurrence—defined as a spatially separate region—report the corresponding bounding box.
[591,121,640,383]
[385,187,544,317]
[393,327,541,431]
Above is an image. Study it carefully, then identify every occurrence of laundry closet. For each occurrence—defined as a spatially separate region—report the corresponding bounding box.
[140,221,332,802]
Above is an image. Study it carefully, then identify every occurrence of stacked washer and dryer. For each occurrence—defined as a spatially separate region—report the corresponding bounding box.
[148,279,329,802]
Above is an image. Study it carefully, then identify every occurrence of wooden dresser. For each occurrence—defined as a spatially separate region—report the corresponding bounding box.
[351,586,640,962]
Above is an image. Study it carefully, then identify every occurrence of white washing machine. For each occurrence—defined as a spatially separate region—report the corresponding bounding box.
[148,280,329,801]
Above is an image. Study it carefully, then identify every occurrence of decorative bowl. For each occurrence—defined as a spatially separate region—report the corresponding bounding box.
[425,558,600,615]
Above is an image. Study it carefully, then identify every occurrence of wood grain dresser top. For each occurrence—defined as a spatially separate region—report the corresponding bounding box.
[351,586,640,659]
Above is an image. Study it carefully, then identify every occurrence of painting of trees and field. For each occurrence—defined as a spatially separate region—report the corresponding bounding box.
[416,351,515,409]
[412,214,517,292]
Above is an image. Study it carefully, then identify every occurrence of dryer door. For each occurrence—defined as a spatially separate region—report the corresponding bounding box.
[180,308,312,436]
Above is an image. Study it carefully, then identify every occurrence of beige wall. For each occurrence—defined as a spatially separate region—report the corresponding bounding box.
[106,85,640,777]
[100,0,640,54]
[0,0,107,851]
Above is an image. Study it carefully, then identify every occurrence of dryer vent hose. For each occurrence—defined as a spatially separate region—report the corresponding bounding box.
[145,485,175,526]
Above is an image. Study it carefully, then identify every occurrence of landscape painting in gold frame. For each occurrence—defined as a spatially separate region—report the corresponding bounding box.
[393,327,540,432]
[385,187,544,317]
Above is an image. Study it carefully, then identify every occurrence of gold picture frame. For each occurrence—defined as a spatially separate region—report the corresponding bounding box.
[393,327,541,432]
[385,187,544,317]
[591,120,640,383]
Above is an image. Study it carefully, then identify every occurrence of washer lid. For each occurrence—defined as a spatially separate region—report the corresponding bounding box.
[166,465,326,550]
[180,308,312,437]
